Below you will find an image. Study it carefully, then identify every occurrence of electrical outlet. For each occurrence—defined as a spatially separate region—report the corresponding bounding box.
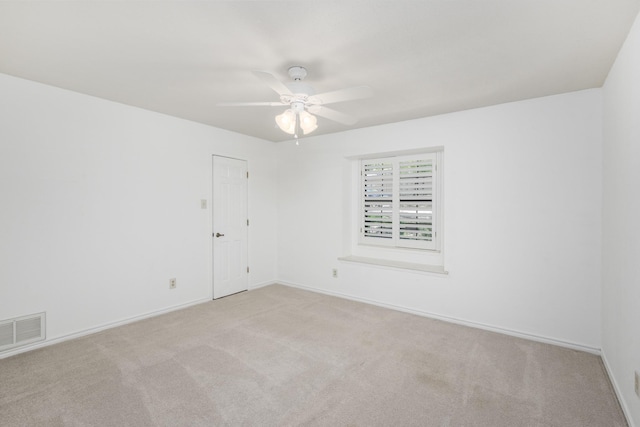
[169,278,176,289]
[332,268,338,278]
[635,371,639,397]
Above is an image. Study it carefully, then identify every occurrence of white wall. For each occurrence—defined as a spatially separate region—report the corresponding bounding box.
[0,73,278,348]
[277,89,603,350]
[602,9,640,426]
[0,70,606,363]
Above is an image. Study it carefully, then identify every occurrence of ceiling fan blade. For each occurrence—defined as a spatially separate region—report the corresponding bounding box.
[252,70,293,96]
[308,85,373,105]
[308,106,358,125]
[217,101,285,107]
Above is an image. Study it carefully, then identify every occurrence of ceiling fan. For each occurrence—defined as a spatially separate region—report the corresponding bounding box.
[218,66,373,138]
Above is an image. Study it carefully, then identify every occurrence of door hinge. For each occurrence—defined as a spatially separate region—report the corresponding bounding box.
[246,266,250,273]
[247,219,249,226]
[246,171,249,179]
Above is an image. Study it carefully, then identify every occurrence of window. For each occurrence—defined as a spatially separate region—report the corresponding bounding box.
[360,153,440,251]
[341,148,444,273]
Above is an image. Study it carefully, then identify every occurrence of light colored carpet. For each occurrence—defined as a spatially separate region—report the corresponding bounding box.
[0,284,626,426]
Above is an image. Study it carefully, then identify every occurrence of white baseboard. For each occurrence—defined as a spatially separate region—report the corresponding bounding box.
[249,280,277,291]
[601,351,636,427]
[1,282,278,360]
[278,280,601,355]
[0,297,211,360]
[1,280,604,361]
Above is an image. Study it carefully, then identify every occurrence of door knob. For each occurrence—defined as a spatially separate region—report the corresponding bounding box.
[215,232,225,238]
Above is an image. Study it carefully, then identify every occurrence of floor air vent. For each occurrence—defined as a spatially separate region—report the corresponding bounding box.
[0,313,45,353]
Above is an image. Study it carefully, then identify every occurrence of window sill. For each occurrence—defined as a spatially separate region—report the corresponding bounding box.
[338,255,448,275]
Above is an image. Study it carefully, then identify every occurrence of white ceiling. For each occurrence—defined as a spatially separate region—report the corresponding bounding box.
[1,1,638,142]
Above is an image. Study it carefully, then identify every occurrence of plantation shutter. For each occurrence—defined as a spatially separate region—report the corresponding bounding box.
[360,153,438,250]
[398,157,435,249]
[362,160,394,241]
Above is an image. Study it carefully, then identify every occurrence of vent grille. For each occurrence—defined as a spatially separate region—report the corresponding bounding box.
[0,313,46,353]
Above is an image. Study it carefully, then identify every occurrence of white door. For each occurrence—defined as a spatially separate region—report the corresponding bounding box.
[212,156,248,299]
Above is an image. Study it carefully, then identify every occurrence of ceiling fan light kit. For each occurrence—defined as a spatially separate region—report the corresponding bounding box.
[275,99,318,137]
[219,66,372,140]
[275,109,296,134]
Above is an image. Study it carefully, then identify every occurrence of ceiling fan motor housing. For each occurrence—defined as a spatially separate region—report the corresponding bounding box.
[286,81,315,96]
[285,66,315,97]
[290,101,305,112]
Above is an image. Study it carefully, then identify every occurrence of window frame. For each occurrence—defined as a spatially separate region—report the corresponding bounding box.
[358,151,442,253]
